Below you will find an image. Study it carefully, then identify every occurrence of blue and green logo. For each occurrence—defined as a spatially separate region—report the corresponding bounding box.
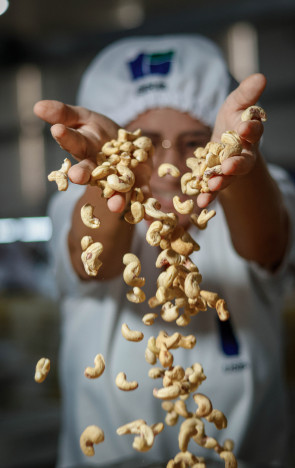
[128,50,174,80]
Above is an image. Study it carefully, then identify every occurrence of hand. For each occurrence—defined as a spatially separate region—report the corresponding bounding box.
[197,73,267,208]
[34,100,152,213]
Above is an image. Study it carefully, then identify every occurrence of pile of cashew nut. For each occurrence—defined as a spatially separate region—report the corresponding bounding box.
[45,105,267,465]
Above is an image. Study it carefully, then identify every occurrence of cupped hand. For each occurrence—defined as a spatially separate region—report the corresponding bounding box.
[196,73,267,208]
[34,100,152,213]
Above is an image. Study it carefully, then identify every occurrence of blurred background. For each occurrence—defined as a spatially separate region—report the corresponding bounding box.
[0,0,295,467]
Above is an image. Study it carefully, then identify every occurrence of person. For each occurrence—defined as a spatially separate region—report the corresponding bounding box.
[34,35,295,467]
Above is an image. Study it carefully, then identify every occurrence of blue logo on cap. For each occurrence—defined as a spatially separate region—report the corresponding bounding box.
[128,50,174,80]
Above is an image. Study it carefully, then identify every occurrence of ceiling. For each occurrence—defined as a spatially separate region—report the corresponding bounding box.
[1,0,295,64]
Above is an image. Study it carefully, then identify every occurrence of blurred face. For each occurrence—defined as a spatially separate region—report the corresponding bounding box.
[127,107,212,226]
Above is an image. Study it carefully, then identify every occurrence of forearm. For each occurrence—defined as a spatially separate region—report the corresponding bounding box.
[68,185,135,280]
[218,152,289,270]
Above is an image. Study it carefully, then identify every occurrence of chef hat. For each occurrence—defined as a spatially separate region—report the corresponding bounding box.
[77,34,232,128]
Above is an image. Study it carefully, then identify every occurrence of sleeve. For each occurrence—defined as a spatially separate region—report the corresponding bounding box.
[47,183,141,298]
[47,183,86,296]
[249,163,295,293]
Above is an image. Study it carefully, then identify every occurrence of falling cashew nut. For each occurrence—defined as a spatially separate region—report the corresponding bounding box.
[80,425,104,456]
[173,196,194,215]
[34,357,50,383]
[81,241,103,276]
[81,203,101,229]
[48,158,71,191]
[84,354,105,379]
[116,371,138,391]
[121,323,144,342]
[158,163,181,178]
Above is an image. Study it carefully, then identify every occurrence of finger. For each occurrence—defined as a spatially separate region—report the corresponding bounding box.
[207,174,234,192]
[107,193,126,213]
[34,100,92,128]
[238,120,264,144]
[196,191,218,208]
[51,124,99,160]
[227,73,267,112]
[68,159,96,185]
[221,153,255,177]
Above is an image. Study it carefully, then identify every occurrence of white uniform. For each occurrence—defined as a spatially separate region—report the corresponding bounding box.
[49,165,295,467]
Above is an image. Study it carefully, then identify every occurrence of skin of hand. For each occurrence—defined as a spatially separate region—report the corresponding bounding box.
[33,100,152,212]
[196,73,267,207]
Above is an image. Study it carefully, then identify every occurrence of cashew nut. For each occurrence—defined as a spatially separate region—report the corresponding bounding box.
[178,334,196,349]
[184,272,201,299]
[132,423,155,452]
[176,309,191,327]
[97,180,115,198]
[174,400,192,418]
[131,187,145,203]
[126,286,146,303]
[34,357,50,383]
[223,439,235,452]
[161,301,180,322]
[107,163,135,192]
[219,450,238,468]
[81,235,93,251]
[124,201,145,224]
[84,354,105,379]
[178,417,200,452]
[117,419,160,453]
[80,203,101,229]
[153,383,181,400]
[173,196,194,215]
[219,131,243,162]
[81,241,103,276]
[170,226,200,256]
[157,265,178,288]
[146,220,163,246]
[158,343,174,368]
[133,136,153,151]
[115,371,138,391]
[216,298,230,321]
[147,336,160,355]
[206,408,227,429]
[174,451,199,466]
[148,367,165,379]
[143,198,172,220]
[142,312,158,326]
[117,128,141,142]
[80,425,104,457]
[241,105,267,122]
[158,163,180,178]
[116,419,146,435]
[193,393,213,417]
[181,172,200,196]
[156,249,183,268]
[123,254,145,287]
[91,161,116,180]
[145,346,157,365]
[190,208,216,230]
[48,158,71,191]
[121,323,144,342]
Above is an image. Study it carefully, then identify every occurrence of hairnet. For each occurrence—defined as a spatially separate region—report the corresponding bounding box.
[77,34,232,128]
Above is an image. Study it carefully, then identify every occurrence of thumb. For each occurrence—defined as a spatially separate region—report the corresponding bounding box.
[227,73,267,112]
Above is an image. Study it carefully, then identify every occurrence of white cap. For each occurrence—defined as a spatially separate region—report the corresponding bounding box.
[77,34,232,128]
